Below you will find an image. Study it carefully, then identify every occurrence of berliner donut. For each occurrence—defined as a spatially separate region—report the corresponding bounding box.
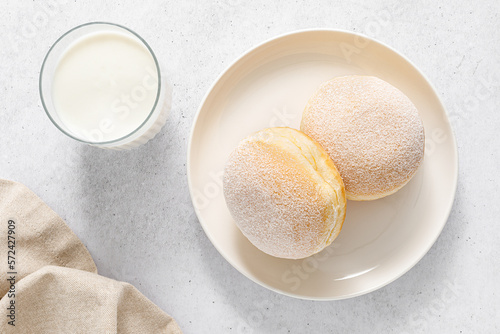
[223,127,346,259]
[301,76,425,200]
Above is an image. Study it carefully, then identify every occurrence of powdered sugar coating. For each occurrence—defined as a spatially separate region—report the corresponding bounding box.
[223,127,346,259]
[301,76,425,200]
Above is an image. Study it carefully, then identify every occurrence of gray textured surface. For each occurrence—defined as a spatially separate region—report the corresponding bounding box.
[1,1,499,333]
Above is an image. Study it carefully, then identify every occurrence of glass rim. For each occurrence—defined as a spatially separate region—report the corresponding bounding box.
[39,21,162,145]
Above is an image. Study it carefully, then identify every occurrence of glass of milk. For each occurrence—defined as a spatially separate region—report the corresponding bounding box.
[40,22,170,150]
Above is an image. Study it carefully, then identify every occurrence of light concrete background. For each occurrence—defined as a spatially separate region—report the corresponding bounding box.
[1,1,499,333]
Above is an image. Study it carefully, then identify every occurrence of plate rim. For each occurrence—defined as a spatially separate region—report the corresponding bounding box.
[187,28,458,300]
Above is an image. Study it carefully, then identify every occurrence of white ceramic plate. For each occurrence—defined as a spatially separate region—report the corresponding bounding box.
[187,29,457,300]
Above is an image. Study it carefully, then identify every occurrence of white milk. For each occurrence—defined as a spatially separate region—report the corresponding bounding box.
[52,31,159,142]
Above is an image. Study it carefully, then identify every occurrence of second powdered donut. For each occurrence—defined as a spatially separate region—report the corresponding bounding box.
[301,76,425,201]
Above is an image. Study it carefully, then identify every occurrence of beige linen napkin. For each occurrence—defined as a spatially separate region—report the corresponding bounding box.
[0,179,182,333]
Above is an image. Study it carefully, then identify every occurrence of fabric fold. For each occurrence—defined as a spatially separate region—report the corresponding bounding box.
[0,179,182,333]
[0,266,182,333]
[0,179,97,297]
